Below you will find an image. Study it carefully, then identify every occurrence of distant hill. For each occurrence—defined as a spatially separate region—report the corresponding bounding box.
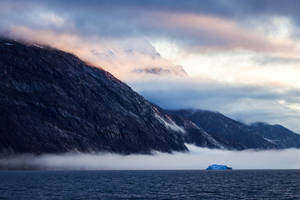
[168,109,300,150]
[251,122,300,148]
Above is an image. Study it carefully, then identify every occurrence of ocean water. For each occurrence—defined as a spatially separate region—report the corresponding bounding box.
[0,170,300,200]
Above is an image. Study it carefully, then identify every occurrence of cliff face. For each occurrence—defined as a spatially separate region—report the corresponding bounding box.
[0,38,188,154]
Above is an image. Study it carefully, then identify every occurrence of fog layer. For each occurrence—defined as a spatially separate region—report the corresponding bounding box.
[1,144,300,170]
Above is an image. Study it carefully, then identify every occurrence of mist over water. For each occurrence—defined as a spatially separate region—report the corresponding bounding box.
[1,144,300,170]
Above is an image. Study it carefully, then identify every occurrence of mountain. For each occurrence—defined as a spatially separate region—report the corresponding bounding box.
[0,38,191,154]
[168,109,300,150]
[168,110,277,150]
[251,122,300,148]
[1,38,299,155]
[165,111,224,149]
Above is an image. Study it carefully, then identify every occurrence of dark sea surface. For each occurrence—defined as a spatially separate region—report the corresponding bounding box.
[0,170,300,200]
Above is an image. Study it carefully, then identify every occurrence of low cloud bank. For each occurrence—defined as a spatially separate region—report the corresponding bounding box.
[1,145,300,170]
[129,79,300,133]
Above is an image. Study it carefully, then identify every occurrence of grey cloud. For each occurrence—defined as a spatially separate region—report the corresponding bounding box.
[8,0,300,18]
[1,0,299,52]
[253,56,300,65]
[128,79,300,132]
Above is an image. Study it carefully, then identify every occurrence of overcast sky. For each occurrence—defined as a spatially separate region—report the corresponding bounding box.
[1,0,300,132]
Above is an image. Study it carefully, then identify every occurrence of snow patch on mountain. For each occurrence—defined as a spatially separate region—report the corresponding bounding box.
[263,137,278,145]
[33,44,44,48]
[154,113,185,134]
[202,131,226,149]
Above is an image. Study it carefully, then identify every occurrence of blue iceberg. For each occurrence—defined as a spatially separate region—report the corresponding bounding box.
[206,164,232,170]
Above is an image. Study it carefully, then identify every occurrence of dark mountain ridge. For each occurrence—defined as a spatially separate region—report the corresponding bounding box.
[1,38,300,155]
[251,122,300,148]
[168,109,300,150]
[0,38,190,154]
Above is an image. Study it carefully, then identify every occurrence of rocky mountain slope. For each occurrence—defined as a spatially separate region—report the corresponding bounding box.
[169,109,300,150]
[0,38,193,154]
[251,122,300,148]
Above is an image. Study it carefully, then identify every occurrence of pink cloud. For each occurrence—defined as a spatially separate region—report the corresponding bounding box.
[150,12,297,53]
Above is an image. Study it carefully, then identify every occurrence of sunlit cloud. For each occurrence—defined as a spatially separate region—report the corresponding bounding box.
[5,26,185,81]
[153,12,297,53]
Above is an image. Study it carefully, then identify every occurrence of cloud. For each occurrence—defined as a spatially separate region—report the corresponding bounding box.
[1,144,300,170]
[3,26,186,80]
[129,79,300,132]
[1,0,299,53]
[253,56,300,65]
[5,0,300,20]
[150,12,296,53]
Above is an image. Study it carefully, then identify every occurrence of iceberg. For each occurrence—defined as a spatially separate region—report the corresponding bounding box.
[206,164,232,170]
